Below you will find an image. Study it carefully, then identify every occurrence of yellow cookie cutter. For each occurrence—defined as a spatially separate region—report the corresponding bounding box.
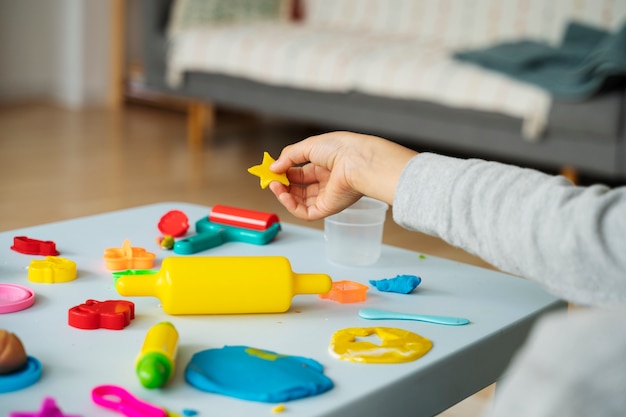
[329,327,432,364]
[103,239,156,271]
[28,256,77,283]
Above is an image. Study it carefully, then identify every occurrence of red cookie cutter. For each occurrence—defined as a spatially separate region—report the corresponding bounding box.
[68,299,135,330]
[11,236,59,256]
[158,210,189,237]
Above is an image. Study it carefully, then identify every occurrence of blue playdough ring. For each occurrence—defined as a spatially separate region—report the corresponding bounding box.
[0,356,42,393]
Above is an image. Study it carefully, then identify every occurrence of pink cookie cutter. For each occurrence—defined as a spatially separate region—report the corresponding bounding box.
[0,283,35,314]
[9,396,81,417]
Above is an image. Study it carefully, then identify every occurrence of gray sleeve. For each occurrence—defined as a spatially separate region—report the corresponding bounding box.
[485,305,626,417]
[392,153,626,307]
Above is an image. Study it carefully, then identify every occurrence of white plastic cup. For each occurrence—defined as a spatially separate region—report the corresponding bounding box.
[324,197,389,266]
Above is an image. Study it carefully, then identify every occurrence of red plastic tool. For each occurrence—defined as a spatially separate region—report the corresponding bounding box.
[157,210,189,237]
[10,236,59,256]
[68,299,135,330]
[209,205,279,231]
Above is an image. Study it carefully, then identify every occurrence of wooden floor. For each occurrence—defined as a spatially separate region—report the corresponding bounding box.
[0,102,495,416]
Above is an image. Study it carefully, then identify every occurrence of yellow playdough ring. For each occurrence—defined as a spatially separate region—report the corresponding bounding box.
[329,327,432,364]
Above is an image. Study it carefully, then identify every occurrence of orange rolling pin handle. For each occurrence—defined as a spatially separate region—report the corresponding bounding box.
[209,205,279,231]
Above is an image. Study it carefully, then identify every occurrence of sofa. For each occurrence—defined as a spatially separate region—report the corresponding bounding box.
[141,0,626,181]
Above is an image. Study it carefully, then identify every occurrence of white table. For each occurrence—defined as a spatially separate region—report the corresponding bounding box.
[0,202,565,417]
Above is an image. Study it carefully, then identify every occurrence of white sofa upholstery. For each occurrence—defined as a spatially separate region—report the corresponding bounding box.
[142,0,626,180]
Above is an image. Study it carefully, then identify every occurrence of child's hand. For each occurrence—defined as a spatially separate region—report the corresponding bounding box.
[269,131,417,220]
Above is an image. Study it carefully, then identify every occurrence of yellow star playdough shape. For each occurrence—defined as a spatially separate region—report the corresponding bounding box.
[248,152,290,189]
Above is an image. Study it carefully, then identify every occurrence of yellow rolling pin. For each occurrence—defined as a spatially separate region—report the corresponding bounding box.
[115,256,332,315]
[136,321,178,388]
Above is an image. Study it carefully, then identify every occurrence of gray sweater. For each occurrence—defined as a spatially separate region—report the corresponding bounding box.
[393,153,626,417]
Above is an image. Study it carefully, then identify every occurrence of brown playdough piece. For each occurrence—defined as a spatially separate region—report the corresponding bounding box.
[0,329,28,374]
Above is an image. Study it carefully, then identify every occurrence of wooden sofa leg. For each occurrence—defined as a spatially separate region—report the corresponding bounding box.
[560,165,579,185]
[187,101,215,148]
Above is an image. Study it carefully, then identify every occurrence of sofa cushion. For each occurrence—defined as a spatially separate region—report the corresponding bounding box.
[167,23,390,91]
[348,38,551,139]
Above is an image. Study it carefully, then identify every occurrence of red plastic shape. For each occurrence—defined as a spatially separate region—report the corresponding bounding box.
[10,236,59,256]
[68,299,135,330]
[158,210,189,237]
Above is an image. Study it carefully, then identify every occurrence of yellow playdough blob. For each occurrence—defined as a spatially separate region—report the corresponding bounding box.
[248,152,290,189]
[329,327,432,364]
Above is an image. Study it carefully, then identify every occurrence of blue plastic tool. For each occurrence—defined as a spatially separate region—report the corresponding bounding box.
[359,308,470,326]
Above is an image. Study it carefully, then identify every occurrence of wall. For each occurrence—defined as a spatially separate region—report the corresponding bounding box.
[0,0,112,107]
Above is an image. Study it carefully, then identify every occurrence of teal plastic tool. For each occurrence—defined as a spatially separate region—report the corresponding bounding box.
[173,218,281,255]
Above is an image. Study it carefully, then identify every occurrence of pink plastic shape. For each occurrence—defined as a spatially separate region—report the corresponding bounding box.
[92,384,167,417]
[209,205,280,231]
[158,210,189,237]
[11,236,59,256]
[68,299,135,330]
[319,280,369,303]
[103,239,156,271]
[0,283,35,314]
[9,396,82,417]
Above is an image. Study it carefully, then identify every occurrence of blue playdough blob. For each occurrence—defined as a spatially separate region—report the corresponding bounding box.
[369,274,422,294]
[185,346,334,403]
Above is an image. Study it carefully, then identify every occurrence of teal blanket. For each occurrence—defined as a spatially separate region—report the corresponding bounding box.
[454,21,626,100]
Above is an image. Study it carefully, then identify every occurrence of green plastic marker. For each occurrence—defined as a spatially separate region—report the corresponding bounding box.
[136,321,179,388]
